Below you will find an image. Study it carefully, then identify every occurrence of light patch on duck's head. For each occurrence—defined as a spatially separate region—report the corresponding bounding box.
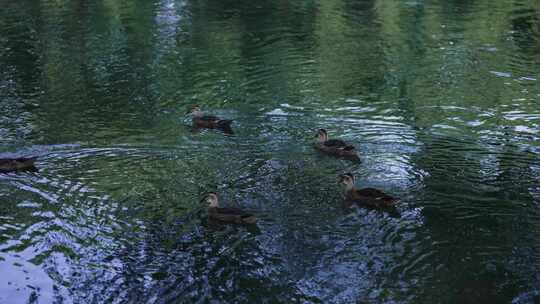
[338,173,355,190]
[316,129,328,142]
[203,192,219,207]
[187,105,202,116]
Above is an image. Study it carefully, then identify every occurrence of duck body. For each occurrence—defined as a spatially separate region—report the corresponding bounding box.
[192,116,234,134]
[339,173,397,209]
[208,207,257,224]
[202,193,257,225]
[314,129,359,160]
[345,187,397,208]
[187,106,233,134]
[0,157,37,173]
[314,139,357,157]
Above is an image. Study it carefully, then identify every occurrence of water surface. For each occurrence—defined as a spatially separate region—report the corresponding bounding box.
[1,0,539,303]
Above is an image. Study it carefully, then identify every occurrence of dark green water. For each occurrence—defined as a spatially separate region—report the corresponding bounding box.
[1,0,539,303]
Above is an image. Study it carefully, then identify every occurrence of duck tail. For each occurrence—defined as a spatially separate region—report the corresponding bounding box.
[217,120,234,134]
[385,197,398,205]
[343,146,355,151]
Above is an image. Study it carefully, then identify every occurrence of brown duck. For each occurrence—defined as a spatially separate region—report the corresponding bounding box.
[0,157,38,173]
[202,192,257,224]
[314,129,359,160]
[338,173,397,208]
[187,106,234,134]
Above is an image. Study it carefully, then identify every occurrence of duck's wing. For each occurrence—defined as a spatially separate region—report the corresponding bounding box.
[216,119,233,134]
[0,157,37,169]
[209,207,256,223]
[356,188,395,200]
[323,139,348,147]
[0,159,12,166]
[216,207,253,218]
[16,157,38,165]
[199,115,220,122]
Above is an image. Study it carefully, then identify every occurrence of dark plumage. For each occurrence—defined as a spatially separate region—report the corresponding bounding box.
[314,129,359,160]
[202,193,257,224]
[338,173,397,208]
[324,139,349,147]
[187,106,234,134]
[0,157,38,173]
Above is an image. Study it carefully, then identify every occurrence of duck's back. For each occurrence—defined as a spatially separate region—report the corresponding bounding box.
[194,115,219,126]
[348,188,396,207]
[315,139,357,159]
[197,115,220,122]
[0,157,37,172]
[208,207,256,224]
[323,139,348,147]
[193,116,233,134]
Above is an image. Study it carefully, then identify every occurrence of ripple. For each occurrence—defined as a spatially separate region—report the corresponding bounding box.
[1,0,540,302]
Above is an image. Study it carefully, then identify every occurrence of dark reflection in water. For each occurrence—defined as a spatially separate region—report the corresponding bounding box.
[1,0,539,303]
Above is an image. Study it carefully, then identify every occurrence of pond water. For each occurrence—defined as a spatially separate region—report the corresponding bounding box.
[1,0,539,303]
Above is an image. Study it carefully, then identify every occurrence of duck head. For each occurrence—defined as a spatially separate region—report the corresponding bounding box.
[316,129,328,142]
[187,106,202,117]
[202,192,219,207]
[338,173,355,191]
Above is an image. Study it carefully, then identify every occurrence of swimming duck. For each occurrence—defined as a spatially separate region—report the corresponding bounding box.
[0,157,38,173]
[338,173,396,208]
[314,129,359,160]
[187,106,234,134]
[202,192,257,224]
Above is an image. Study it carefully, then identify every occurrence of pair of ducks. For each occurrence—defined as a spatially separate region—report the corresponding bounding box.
[202,173,397,225]
[0,106,225,173]
[190,106,397,225]
[187,106,358,160]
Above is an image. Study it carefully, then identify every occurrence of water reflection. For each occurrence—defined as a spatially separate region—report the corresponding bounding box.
[0,0,539,303]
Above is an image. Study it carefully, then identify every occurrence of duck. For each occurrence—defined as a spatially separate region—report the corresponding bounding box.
[202,192,257,224]
[0,157,38,173]
[314,129,359,160]
[187,106,234,134]
[338,173,397,208]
